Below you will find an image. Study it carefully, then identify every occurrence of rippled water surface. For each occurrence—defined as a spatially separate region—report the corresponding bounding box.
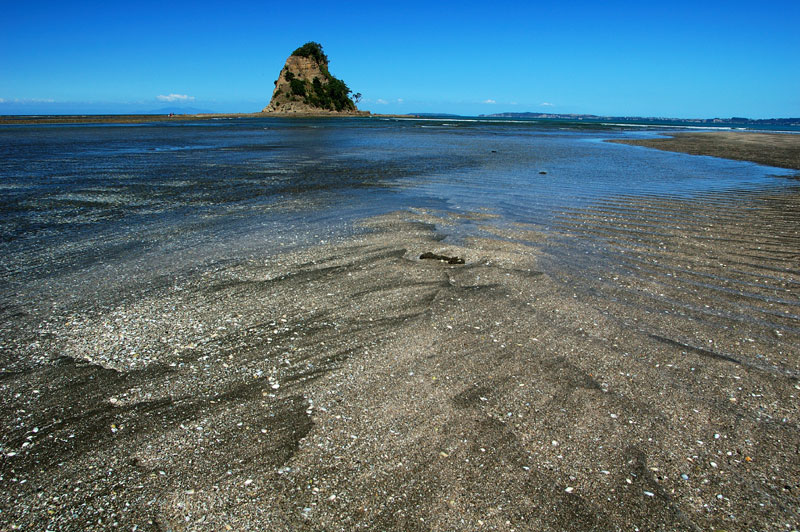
[2,117,798,333]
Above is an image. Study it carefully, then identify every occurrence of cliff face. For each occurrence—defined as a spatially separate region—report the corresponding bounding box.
[262,42,363,114]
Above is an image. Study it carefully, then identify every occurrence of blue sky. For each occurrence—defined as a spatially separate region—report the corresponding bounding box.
[2,0,798,117]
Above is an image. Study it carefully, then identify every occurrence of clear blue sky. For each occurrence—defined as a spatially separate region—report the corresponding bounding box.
[2,0,798,117]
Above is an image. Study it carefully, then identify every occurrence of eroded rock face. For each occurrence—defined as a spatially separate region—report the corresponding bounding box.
[262,43,363,115]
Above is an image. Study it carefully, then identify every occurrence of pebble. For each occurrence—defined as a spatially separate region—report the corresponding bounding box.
[565,487,574,493]
[644,491,655,497]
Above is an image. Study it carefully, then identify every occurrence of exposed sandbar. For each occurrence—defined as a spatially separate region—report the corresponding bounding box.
[611,131,800,170]
[0,110,411,126]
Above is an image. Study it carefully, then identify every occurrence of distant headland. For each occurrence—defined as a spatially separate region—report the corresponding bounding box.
[481,112,800,128]
[261,42,369,116]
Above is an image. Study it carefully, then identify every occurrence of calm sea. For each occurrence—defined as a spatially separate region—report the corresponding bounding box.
[1,116,798,316]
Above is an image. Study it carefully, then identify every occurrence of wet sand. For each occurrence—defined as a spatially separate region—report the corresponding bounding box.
[611,131,800,170]
[3,175,800,531]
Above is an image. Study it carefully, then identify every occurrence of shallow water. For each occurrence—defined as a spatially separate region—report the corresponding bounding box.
[2,116,800,531]
[1,116,798,332]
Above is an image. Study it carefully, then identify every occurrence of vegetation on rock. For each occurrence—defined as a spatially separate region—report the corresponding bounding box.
[290,78,306,97]
[291,41,329,65]
[265,41,358,113]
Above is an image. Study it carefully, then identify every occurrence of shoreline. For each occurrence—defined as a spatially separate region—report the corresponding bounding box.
[0,111,413,126]
[611,131,800,170]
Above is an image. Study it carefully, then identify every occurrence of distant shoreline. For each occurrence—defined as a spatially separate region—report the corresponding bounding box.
[0,111,412,125]
[610,132,800,171]
[0,113,258,125]
[482,112,800,128]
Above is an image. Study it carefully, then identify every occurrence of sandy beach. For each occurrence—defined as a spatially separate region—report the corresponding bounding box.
[2,131,799,531]
[612,131,800,170]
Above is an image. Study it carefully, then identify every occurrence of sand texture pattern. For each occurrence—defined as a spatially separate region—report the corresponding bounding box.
[2,186,799,531]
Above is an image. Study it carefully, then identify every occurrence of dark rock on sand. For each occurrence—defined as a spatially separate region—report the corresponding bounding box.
[419,252,465,264]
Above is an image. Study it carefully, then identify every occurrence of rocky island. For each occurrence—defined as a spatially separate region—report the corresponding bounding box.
[262,42,368,116]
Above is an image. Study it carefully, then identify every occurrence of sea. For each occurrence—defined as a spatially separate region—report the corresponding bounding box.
[1,116,799,351]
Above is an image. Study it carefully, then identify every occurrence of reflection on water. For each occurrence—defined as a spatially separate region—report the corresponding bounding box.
[1,117,798,348]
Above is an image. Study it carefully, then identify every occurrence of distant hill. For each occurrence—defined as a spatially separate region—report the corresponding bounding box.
[481,112,800,127]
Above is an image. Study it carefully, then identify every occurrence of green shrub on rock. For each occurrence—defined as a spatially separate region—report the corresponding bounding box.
[290,78,306,97]
[291,42,328,65]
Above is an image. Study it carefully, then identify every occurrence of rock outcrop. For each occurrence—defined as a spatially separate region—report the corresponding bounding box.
[262,42,365,115]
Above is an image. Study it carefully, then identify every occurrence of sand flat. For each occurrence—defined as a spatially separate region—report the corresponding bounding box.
[611,131,800,170]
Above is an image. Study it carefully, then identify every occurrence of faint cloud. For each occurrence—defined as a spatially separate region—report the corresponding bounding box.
[484,99,496,104]
[397,98,404,103]
[539,102,555,107]
[157,93,195,102]
[376,98,388,104]
[2,98,55,104]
